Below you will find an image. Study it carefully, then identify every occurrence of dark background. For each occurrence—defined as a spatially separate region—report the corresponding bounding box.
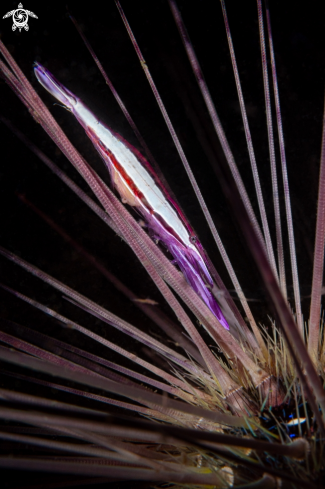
[0,1,324,487]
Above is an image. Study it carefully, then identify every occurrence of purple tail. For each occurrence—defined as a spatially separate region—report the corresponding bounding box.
[145,212,229,330]
[169,243,229,330]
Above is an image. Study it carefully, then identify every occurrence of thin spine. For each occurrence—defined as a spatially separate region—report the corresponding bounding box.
[0,116,121,232]
[220,0,278,283]
[44,428,168,472]
[265,0,303,333]
[256,0,287,300]
[1,334,186,422]
[118,0,265,357]
[0,386,112,418]
[0,233,270,402]
[0,430,165,469]
[64,295,215,388]
[2,372,179,423]
[16,190,206,367]
[0,114,120,234]
[114,1,256,343]
[81,175,269,393]
[0,346,247,428]
[166,0,266,357]
[204,255,260,350]
[0,274,213,395]
[166,0,265,247]
[1,342,145,395]
[0,456,231,486]
[0,330,104,380]
[0,401,313,458]
[4,326,198,407]
[109,167,268,387]
[0,431,138,463]
[208,96,325,430]
[69,15,158,169]
[0,405,315,487]
[308,91,325,357]
[0,247,253,412]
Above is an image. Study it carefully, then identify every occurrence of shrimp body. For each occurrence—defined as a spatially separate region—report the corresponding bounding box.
[34,64,229,330]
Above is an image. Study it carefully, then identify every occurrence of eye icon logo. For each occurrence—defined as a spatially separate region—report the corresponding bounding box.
[3,3,38,32]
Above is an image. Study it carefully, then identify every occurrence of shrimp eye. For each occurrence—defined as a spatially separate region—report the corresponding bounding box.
[190,235,197,243]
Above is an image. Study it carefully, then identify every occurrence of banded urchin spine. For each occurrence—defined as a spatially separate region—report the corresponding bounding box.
[0,1,324,487]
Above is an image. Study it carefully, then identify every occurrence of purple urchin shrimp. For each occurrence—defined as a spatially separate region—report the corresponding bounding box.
[34,63,229,330]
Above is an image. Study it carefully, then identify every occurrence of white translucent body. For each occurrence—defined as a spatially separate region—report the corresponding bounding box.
[75,102,197,253]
